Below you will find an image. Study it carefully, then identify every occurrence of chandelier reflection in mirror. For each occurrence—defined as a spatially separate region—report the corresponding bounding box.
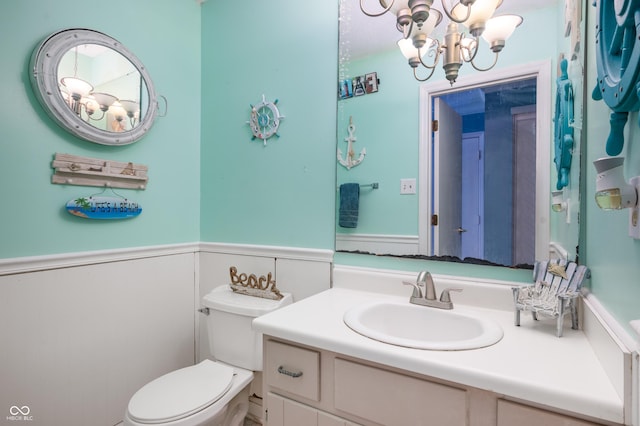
[359,0,523,84]
[59,45,141,132]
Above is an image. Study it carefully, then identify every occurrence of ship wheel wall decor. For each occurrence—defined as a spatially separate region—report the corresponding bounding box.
[247,95,284,146]
[592,0,640,156]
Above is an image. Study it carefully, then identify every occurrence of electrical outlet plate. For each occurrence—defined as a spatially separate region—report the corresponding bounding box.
[629,176,640,239]
[400,178,416,194]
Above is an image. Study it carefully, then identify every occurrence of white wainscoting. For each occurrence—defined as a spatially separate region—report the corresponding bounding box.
[0,248,197,426]
[335,233,419,255]
[0,243,333,426]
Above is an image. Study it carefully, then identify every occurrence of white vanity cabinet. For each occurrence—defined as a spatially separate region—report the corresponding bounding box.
[263,337,612,426]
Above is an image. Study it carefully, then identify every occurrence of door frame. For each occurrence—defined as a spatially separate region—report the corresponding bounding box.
[418,61,551,262]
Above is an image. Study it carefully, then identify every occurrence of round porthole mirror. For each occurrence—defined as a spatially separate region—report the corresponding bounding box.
[30,28,159,146]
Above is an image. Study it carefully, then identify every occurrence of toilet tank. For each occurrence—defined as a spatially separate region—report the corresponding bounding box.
[202,285,292,371]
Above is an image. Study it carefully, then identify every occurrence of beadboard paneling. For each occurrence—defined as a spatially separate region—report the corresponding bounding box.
[0,253,196,426]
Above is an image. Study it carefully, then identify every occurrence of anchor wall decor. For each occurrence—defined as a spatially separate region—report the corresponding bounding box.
[337,116,366,170]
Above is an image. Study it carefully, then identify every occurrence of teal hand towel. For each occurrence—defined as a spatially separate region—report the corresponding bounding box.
[339,183,360,228]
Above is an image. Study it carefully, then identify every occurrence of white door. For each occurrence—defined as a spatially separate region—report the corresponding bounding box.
[433,98,462,258]
[461,132,484,260]
[512,107,536,265]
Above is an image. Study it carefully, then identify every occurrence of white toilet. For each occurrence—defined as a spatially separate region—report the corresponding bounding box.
[124,285,292,426]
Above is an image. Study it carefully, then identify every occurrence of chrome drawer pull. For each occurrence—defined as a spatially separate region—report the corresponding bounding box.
[277,366,303,378]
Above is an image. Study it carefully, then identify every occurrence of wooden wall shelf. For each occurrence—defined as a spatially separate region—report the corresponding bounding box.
[52,153,148,190]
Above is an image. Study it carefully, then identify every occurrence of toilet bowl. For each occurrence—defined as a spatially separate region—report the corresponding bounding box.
[124,360,253,426]
[124,285,292,426]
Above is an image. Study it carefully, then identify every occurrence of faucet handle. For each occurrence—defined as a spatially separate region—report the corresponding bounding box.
[402,281,423,298]
[439,288,463,303]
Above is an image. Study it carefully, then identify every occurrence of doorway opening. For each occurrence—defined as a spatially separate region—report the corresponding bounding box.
[418,63,551,267]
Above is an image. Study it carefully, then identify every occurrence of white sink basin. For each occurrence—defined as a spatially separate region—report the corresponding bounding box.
[343,300,503,350]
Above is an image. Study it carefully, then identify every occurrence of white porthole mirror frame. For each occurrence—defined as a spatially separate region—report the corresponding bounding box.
[30,28,159,146]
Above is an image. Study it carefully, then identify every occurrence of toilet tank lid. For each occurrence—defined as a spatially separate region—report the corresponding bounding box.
[202,285,292,316]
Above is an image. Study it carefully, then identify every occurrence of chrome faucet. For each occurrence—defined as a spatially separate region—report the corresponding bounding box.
[403,271,462,310]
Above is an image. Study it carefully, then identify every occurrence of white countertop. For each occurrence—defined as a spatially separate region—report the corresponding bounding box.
[253,287,624,424]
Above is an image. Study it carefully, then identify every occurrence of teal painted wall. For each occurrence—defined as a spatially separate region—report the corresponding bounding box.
[199,0,338,250]
[0,0,201,258]
[583,3,640,330]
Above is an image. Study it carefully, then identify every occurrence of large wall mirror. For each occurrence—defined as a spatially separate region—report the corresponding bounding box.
[336,0,583,268]
[30,28,159,145]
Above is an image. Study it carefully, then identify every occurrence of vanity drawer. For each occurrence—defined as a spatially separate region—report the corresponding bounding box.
[265,339,320,401]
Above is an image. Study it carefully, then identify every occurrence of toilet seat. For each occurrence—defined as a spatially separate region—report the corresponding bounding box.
[127,360,234,424]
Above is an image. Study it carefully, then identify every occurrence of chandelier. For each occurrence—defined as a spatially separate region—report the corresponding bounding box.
[359,0,523,84]
[60,82,140,130]
[59,47,140,131]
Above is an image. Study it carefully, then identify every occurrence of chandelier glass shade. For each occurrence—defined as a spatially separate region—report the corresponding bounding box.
[90,92,119,111]
[60,77,93,101]
[109,101,127,121]
[119,100,142,122]
[481,14,523,51]
[450,0,502,34]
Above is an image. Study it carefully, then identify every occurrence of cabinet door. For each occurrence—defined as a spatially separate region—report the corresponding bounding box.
[267,392,317,426]
[266,393,285,426]
[334,358,467,425]
[497,400,605,426]
[267,392,361,426]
